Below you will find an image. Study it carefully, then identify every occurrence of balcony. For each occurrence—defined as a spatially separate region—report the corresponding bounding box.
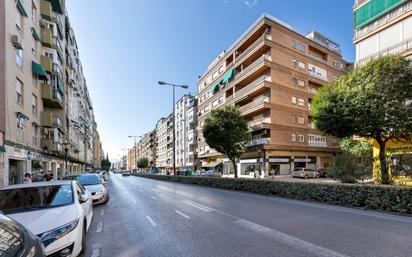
[53,63,63,77]
[239,96,270,116]
[308,54,328,65]
[41,55,52,73]
[41,84,64,109]
[41,112,64,131]
[246,138,271,147]
[235,74,271,100]
[53,36,64,61]
[248,117,271,131]
[40,0,52,21]
[357,38,412,66]
[235,33,271,65]
[42,138,62,152]
[41,28,52,48]
[308,141,327,148]
[308,69,327,81]
[235,55,271,87]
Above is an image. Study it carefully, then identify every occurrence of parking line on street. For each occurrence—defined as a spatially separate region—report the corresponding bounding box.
[182,200,215,212]
[96,222,104,233]
[151,196,157,200]
[234,219,350,257]
[146,216,157,227]
[175,210,191,219]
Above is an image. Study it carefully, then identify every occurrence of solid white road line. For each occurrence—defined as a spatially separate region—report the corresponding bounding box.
[234,219,350,257]
[151,196,157,200]
[146,216,157,227]
[175,210,191,219]
[96,222,104,233]
[182,200,215,212]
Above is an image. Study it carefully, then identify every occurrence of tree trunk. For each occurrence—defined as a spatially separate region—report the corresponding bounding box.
[231,159,238,179]
[376,138,390,184]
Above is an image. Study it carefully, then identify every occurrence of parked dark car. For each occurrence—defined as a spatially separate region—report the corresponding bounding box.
[0,213,45,257]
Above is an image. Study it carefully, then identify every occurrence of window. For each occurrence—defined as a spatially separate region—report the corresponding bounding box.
[292,39,297,49]
[333,60,339,68]
[291,134,296,142]
[31,0,37,25]
[297,135,305,142]
[16,8,23,30]
[32,39,37,56]
[298,80,305,87]
[292,77,298,87]
[212,99,218,108]
[292,59,297,67]
[16,79,23,105]
[298,61,305,69]
[32,124,38,146]
[292,115,297,123]
[297,98,305,106]
[291,96,297,104]
[299,43,306,53]
[16,49,24,70]
[297,116,305,124]
[31,94,37,116]
[16,116,25,142]
[219,65,224,74]
[212,70,218,80]
[218,95,225,104]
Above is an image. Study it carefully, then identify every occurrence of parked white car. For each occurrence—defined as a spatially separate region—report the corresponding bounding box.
[0,181,93,257]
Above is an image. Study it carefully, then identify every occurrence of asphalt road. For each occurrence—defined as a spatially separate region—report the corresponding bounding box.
[81,173,412,257]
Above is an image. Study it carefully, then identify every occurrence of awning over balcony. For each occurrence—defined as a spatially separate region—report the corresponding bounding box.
[32,61,48,79]
[0,145,6,153]
[16,112,29,120]
[16,0,28,17]
[209,80,222,93]
[222,69,234,85]
[31,27,41,41]
[57,79,65,93]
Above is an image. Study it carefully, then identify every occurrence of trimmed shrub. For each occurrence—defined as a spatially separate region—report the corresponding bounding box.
[132,174,412,215]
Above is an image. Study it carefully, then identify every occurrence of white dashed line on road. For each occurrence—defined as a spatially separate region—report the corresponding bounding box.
[175,210,191,219]
[100,210,104,216]
[234,219,350,257]
[151,196,157,200]
[96,222,104,233]
[146,216,157,227]
[90,243,102,257]
[182,200,215,212]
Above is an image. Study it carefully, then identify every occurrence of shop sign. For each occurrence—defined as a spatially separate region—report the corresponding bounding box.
[240,158,263,164]
[269,158,289,163]
[294,158,311,162]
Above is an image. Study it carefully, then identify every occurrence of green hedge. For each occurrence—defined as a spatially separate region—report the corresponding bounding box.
[132,174,412,215]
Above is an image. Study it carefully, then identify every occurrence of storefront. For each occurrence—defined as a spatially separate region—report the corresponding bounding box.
[3,145,32,186]
[239,158,263,178]
[293,157,317,169]
[373,139,412,178]
[268,157,290,175]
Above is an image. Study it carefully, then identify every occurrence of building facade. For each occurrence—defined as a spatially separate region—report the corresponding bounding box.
[197,14,347,178]
[0,0,101,187]
[353,0,412,176]
[175,94,198,170]
[155,116,172,171]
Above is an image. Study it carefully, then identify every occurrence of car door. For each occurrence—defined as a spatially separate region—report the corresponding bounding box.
[75,182,92,227]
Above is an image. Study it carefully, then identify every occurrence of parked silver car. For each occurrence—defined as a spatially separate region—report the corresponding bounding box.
[292,168,320,179]
[64,174,109,205]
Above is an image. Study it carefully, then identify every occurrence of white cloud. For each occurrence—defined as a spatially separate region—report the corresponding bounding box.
[244,0,258,7]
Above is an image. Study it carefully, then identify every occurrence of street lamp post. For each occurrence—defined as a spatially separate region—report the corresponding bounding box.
[62,142,71,177]
[158,81,188,176]
[128,135,142,173]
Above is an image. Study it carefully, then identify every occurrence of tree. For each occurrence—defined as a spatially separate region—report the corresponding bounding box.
[101,154,111,171]
[202,105,250,178]
[137,157,149,169]
[312,56,412,184]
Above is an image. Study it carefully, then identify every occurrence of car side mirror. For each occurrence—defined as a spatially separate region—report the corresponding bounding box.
[80,194,89,203]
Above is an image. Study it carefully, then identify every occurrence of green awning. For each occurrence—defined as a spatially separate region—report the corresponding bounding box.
[222,69,234,84]
[17,112,29,120]
[16,0,28,17]
[0,146,6,153]
[31,27,41,41]
[209,80,223,93]
[32,61,47,78]
[58,79,65,93]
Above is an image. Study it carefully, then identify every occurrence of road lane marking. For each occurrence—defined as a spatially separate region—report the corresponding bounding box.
[100,210,104,216]
[234,219,350,257]
[139,189,143,192]
[91,243,102,257]
[182,200,215,212]
[96,222,104,233]
[146,216,157,227]
[151,196,157,200]
[175,210,191,219]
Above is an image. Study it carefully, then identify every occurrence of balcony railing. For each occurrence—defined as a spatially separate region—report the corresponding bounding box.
[308,87,317,94]
[246,138,271,147]
[235,73,271,100]
[354,1,412,39]
[53,36,64,58]
[357,37,412,66]
[235,33,270,64]
[53,63,62,77]
[308,141,327,147]
[308,70,328,81]
[239,96,270,113]
[247,117,271,128]
[308,54,328,65]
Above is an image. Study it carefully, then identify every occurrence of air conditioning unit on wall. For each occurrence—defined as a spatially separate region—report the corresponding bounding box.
[11,35,22,49]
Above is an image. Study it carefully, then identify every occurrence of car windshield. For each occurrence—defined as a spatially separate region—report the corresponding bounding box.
[0,184,73,214]
[77,175,101,186]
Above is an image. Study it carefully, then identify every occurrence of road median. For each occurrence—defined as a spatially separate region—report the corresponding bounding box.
[132,174,412,215]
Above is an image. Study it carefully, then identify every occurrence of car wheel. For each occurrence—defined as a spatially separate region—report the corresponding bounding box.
[80,222,86,254]
[104,194,110,204]
[304,175,308,179]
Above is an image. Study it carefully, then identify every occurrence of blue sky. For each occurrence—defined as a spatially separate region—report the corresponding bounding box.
[66,0,355,161]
